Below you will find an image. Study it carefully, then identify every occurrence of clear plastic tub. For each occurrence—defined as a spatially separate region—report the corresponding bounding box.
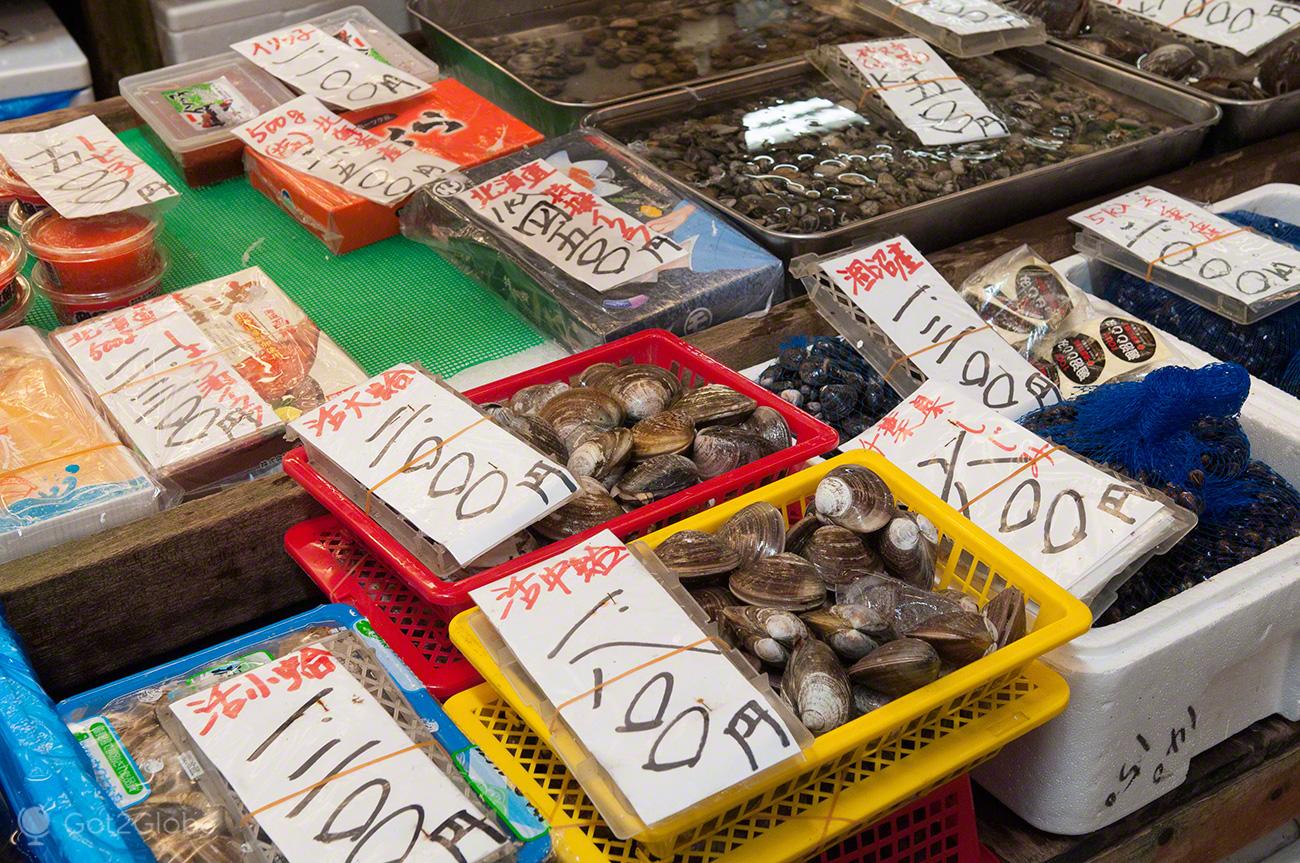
[31,254,166,325]
[6,199,42,233]
[309,5,440,82]
[0,276,32,330]
[21,208,161,293]
[0,230,27,298]
[831,0,1048,57]
[0,155,44,206]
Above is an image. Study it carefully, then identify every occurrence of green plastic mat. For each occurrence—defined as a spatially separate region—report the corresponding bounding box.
[19,128,544,377]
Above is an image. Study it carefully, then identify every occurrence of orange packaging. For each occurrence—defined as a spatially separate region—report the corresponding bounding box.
[248,80,543,255]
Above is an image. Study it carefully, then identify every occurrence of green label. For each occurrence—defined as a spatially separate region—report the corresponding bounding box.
[69,717,150,809]
[160,76,258,128]
[184,650,273,688]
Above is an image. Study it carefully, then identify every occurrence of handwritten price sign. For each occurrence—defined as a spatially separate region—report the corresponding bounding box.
[457,157,691,293]
[876,0,1037,36]
[840,38,1008,145]
[0,116,177,218]
[1099,0,1300,55]
[471,531,801,827]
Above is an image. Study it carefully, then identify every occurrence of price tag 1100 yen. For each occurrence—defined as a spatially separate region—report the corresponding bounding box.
[471,531,802,828]
[0,116,178,218]
[232,23,429,110]
[289,364,579,566]
[1097,0,1300,55]
[819,236,1059,417]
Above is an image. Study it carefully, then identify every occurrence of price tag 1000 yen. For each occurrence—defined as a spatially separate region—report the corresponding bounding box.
[1097,0,1300,56]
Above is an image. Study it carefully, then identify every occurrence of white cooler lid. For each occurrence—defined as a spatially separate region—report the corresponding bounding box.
[0,2,91,100]
[152,0,397,31]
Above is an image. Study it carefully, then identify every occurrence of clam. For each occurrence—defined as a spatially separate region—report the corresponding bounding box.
[693,425,769,478]
[630,409,695,459]
[611,454,698,503]
[805,525,883,587]
[829,603,892,638]
[784,512,821,555]
[717,501,787,567]
[730,552,826,612]
[906,611,997,666]
[784,638,852,734]
[721,605,808,644]
[690,586,739,621]
[878,513,937,590]
[672,383,757,425]
[532,477,625,540]
[577,362,620,388]
[891,583,967,635]
[852,684,894,717]
[1137,43,1205,81]
[734,631,790,666]
[801,609,877,661]
[740,405,792,453]
[1261,34,1300,96]
[539,388,625,447]
[509,381,570,416]
[847,639,941,696]
[936,588,981,615]
[509,413,569,464]
[985,587,1027,648]
[653,530,740,580]
[815,465,894,533]
[567,427,632,482]
[600,364,682,421]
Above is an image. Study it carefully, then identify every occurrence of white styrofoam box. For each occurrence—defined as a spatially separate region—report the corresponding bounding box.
[0,2,92,119]
[151,0,413,64]
[974,244,1300,835]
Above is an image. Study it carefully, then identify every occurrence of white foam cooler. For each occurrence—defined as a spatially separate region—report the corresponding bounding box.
[0,3,92,121]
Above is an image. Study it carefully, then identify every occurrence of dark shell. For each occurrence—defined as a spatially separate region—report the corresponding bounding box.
[690,586,740,621]
[906,611,997,666]
[740,405,793,453]
[508,381,570,416]
[1136,43,1205,81]
[721,605,809,644]
[815,464,894,533]
[878,513,937,590]
[805,525,883,587]
[1261,35,1300,96]
[653,530,740,580]
[985,587,1028,648]
[800,609,877,661]
[784,638,852,734]
[852,684,894,716]
[539,388,625,445]
[566,427,632,481]
[600,364,683,421]
[577,362,620,388]
[718,501,787,567]
[532,479,624,540]
[847,638,941,696]
[672,383,758,425]
[729,552,827,611]
[630,409,696,459]
[692,425,769,478]
[611,454,699,503]
[785,512,822,555]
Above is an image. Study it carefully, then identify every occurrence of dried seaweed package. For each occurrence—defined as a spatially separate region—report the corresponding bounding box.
[400,129,786,351]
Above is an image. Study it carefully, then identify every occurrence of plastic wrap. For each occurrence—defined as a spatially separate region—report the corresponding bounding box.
[309,5,441,83]
[0,327,164,565]
[401,129,785,350]
[831,0,1047,57]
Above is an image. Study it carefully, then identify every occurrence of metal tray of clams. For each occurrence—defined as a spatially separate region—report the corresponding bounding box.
[582,45,1219,260]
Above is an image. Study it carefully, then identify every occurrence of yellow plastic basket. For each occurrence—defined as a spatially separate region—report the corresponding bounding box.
[446,666,1067,863]
[450,450,1091,857]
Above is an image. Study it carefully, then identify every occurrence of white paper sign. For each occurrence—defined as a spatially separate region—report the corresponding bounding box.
[457,158,692,292]
[169,645,507,863]
[1070,186,1300,310]
[849,381,1182,600]
[471,531,801,826]
[880,0,1037,35]
[232,23,429,110]
[234,95,457,206]
[0,116,178,218]
[289,364,579,566]
[1098,0,1300,55]
[54,295,279,471]
[840,39,1008,145]
[820,236,1059,417]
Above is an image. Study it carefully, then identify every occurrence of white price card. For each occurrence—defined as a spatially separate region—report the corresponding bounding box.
[471,531,801,827]
[234,95,457,206]
[168,645,509,863]
[53,295,279,472]
[1097,0,1300,55]
[847,381,1189,602]
[839,39,1009,145]
[819,236,1059,417]
[289,364,579,566]
[457,158,692,292]
[0,116,178,218]
[232,23,429,110]
[876,0,1038,35]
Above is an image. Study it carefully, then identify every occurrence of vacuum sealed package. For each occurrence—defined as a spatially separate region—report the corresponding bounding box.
[400,129,786,351]
[1030,313,1181,398]
[0,327,164,564]
[958,245,1093,356]
[49,267,366,495]
[56,605,543,863]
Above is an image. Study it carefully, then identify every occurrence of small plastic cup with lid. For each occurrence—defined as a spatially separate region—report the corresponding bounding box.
[22,208,162,294]
[0,276,34,330]
[0,231,27,310]
[31,252,168,325]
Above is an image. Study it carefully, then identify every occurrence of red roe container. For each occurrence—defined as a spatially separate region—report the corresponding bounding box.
[0,157,44,207]
[0,276,33,330]
[21,209,161,293]
[0,232,27,311]
[31,254,167,325]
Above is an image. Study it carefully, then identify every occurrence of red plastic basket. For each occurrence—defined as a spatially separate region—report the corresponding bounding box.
[282,329,838,620]
[283,514,481,698]
[814,776,983,863]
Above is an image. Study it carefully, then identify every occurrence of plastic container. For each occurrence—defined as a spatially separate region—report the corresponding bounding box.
[0,277,33,330]
[972,253,1300,834]
[0,158,44,207]
[308,5,439,82]
[451,450,1091,857]
[284,514,481,698]
[31,255,166,326]
[831,0,1048,57]
[21,208,161,293]
[811,776,983,863]
[0,2,92,122]
[0,232,27,310]
[120,53,296,188]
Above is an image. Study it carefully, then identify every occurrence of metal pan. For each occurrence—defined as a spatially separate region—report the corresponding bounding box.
[583,46,1219,260]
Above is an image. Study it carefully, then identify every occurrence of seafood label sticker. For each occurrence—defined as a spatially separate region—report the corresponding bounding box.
[289,364,579,566]
[848,380,1187,602]
[875,0,1038,35]
[168,646,509,863]
[820,236,1059,418]
[840,39,1009,145]
[471,531,801,826]
[232,23,429,110]
[162,76,259,130]
[0,116,178,218]
[234,95,458,206]
[1098,0,1300,55]
[53,295,278,471]
[457,157,691,292]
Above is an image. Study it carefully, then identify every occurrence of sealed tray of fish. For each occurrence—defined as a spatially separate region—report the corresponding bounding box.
[54,604,551,863]
[826,0,1049,58]
[584,43,1218,259]
[400,129,787,350]
[450,450,1091,856]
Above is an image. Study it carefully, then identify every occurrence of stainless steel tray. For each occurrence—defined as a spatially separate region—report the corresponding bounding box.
[583,46,1219,260]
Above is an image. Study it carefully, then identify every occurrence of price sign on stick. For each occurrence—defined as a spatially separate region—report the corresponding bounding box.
[0,116,178,218]
[876,0,1037,36]
[471,531,801,827]
[168,644,509,863]
[289,364,579,567]
[840,39,1008,145]
[819,236,1059,417]
[232,23,430,110]
[1097,0,1300,55]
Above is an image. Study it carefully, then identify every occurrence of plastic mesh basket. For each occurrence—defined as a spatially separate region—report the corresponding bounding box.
[812,775,980,863]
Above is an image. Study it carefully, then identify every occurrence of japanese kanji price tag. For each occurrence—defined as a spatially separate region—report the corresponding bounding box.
[471,531,801,828]
[289,363,579,566]
[874,0,1037,35]
[1097,0,1300,55]
[0,116,178,218]
[840,39,1008,145]
[456,157,691,292]
[847,380,1192,603]
[819,236,1059,417]
[167,645,508,863]
[232,23,429,110]
[234,95,457,206]
[53,295,278,472]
